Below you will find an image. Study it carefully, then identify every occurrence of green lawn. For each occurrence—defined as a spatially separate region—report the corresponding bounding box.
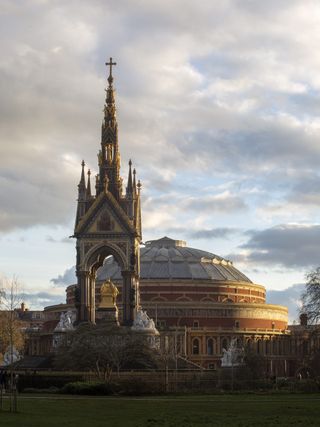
[1,394,320,427]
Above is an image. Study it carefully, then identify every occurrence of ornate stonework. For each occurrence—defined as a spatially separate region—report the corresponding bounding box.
[73,59,142,326]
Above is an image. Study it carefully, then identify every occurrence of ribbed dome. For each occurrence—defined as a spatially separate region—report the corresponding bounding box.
[97,237,252,283]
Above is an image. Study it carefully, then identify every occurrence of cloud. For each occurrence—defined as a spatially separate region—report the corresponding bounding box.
[267,283,304,324]
[183,192,247,213]
[50,266,76,287]
[234,224,320,268]
[1,0,320,255]
[46,235,73,244]
[287,173,320,206]
[188,227,239,240]
[22,291,65,310]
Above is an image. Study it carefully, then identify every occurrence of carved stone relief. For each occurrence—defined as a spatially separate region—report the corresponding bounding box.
[97,210,115,231]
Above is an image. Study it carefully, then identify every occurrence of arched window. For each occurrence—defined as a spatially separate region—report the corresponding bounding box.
[257,339,263,354]
[192,338,200,355]
[207,338,214,355]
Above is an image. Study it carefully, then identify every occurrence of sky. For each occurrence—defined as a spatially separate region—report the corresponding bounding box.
[1,0,320,321]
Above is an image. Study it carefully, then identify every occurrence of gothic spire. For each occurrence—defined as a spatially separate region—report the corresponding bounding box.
[133,168,137,197]
[126,159,133,195]
[104,57,117,125]
[78,160,86,198]
[86,169,92,199]
[98,58,121,199]
[75,160,87,228]
[126,159,134,219]
[135,179,142,237]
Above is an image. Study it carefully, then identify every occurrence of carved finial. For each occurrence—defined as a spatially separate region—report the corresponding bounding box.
[105,57,117,86]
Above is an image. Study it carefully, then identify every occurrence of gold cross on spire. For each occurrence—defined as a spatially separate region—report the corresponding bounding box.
[106,57,117,78]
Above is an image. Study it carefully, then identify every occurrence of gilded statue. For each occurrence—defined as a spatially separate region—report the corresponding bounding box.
[99,279,119,308]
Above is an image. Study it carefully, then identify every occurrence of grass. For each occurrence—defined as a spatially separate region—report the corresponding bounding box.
[0,394,320,426]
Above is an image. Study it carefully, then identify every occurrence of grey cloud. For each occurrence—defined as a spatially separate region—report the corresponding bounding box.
[287,173,320,206]
[183,194,247,213]
[1,0,320,234]
[178,123,320,175]
[61,237,74,244]
[158,226,239,240]
[267,283,304,324]
[0,168,77,232]
[188,227,239,240]
[239,224,320,268]
[50,266,76,287]
[22,291,65,310]
[46,236,73,244]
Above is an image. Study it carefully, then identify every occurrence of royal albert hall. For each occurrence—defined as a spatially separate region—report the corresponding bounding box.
[65,236,291,373]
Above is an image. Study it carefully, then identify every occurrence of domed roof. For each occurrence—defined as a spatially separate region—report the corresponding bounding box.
[97,237,252,283]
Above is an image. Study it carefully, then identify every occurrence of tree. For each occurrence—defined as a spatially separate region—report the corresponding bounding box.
[0,275,24,412]
[243,349,268,380]
[54,323,159,380]
[0,276,24,358]
[301,267,320,324]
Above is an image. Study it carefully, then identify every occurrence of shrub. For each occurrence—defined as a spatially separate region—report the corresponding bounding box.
[23,386,59,394]
[18,374,83,391]
[61,381,118,395]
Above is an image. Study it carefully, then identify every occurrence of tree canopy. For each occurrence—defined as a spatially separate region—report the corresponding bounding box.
[301,267,320,324]
[54,323,160,379]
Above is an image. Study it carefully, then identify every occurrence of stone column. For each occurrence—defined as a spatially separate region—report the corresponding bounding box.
[78,270,91,322]
[89,272,96,324]
[121,270,137,326]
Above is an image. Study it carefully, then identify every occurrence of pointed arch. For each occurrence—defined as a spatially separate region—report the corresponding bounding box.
[84,242,127,272]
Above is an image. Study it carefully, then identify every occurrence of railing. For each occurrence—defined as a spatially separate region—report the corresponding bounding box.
[188,326,291,334]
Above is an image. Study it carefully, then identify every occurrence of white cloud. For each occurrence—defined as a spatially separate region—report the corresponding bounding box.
[1,0,320,294]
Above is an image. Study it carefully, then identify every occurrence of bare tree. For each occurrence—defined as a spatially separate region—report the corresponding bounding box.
[301,267,320,324]
[0,275,24,412]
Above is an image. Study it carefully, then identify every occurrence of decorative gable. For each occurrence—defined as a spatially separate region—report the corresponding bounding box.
[75,192,135,236]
